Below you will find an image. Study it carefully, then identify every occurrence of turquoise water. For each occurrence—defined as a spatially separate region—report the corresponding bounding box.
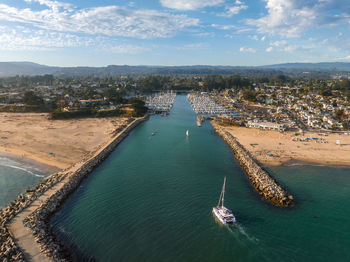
[52,95,350,262]
[0,157,47,208]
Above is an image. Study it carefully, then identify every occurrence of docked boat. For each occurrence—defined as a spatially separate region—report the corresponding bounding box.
[212,177,236,224]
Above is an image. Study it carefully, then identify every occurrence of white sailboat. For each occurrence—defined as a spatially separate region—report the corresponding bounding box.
[186,130,189,136]
[212,177,236,224]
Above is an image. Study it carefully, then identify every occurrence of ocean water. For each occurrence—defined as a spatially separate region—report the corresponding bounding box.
[52,95,350,262]
[0,157,47,208]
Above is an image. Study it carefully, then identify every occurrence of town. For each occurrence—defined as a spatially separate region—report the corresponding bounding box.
[0,74,349,131]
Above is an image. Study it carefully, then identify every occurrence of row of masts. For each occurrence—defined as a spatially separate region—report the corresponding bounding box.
[187,93,238,116]
[145,91,176,114]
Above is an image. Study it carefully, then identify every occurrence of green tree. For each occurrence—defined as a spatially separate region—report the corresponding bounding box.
[23,91,44,106]
[242,90,257,102]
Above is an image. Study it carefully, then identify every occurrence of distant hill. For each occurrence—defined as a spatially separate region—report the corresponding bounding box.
[1,61,350,77]
[0,62,58,77]
[259,62,350,70]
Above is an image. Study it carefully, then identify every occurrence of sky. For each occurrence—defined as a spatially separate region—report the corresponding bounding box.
[0,0,350,66]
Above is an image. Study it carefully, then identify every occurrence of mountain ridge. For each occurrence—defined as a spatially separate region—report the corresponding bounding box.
[1,61,350,77]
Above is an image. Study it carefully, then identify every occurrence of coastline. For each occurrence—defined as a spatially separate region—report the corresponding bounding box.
[0,152,61,174]
[0,116,147,262]
[221,126,350,168]
[0,113,132,170]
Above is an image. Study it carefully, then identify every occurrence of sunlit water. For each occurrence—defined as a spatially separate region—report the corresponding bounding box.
[52,95,350,262]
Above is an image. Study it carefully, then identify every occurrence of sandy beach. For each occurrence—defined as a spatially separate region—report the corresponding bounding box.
[223,126,350,167]
[0,113,131,171]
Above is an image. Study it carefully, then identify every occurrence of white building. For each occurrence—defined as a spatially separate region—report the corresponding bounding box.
[247,121,286,132]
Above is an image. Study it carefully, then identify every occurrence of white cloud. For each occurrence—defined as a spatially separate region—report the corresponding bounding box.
[195,32,216,37]
[160,0,224,11]
[239,47,256,53]
[218,3,248,17]
[110,45,148,54]
[0,2,199,39]
[284,45,298,52]
[0,27,93,51]
[271,40,287,47]
[265,46,273,52]
[175,42,209,50]
[247,0,350,37]
[250,35,259,41]
[211,24,236,30]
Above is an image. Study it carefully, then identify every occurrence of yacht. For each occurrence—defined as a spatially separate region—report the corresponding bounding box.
[212,177,236,224]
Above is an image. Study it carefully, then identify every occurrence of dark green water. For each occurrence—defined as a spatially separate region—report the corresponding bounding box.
[52,95,350,262]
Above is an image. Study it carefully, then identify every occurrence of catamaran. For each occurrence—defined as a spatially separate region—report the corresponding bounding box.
[212,177,236,224]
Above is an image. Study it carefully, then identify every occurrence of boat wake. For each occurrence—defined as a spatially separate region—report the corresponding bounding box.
[227,223,259,244]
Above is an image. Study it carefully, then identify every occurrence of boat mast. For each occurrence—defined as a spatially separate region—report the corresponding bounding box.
[222,177,226,207]
[217,177,226,207]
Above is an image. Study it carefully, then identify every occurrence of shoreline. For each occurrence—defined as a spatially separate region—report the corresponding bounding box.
[221,126,350,168]
[0,152,61,174]
[0,113,133,171]
[259,157,350,168]
[280,159,350,168]
[0,116,147,261]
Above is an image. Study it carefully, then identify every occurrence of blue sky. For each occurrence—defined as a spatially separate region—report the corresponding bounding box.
[0,0,350,66]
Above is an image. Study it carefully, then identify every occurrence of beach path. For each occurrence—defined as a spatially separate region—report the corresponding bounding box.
[8,174,69,262]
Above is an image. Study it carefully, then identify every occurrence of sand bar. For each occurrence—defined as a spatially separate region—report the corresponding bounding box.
[223,126,350,167]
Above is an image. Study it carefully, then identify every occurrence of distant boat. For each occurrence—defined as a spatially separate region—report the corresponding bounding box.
[151,132,156,136]
[186,130,189,136]
[212,177,236,224]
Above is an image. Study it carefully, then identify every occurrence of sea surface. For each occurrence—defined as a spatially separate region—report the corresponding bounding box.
[52,95,350,262]
[0,157,47,208]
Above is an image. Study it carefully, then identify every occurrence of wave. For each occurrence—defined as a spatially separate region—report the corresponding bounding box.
[0,163,45,178]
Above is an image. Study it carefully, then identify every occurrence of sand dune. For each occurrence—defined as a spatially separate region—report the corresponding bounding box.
[223,126,350,166]
[0,113,130,170]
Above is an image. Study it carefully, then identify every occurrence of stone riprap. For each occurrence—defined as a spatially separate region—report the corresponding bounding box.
[0,172,68,262]
[212,121,294,207]
[1,116,147,262]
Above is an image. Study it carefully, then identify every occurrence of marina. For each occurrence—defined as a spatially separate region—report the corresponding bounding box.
[145,91,176,115]
[187,93,239,117]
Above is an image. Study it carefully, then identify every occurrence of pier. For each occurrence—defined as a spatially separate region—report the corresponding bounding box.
[212,121,294,207]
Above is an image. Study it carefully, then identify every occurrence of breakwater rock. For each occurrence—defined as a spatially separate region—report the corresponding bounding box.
[0,172,68,261]
[1,116,147,262]
[212,121,294,207]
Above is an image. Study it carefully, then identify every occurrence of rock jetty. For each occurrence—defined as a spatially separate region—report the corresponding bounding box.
[0,116,147,262]
[0,172,67,262]
[212,121,294,207]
